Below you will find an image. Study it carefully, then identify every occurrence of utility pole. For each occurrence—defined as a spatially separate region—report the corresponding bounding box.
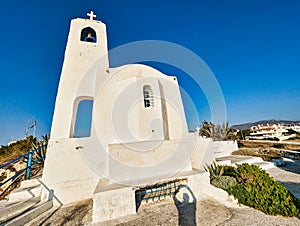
[26,118,37,138]
[25,127,28,137]
[33,119,36,138]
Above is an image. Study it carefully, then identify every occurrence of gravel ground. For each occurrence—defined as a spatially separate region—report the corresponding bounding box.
[36,158,300,226]
[100,198,300,226]
[39,197,299,226]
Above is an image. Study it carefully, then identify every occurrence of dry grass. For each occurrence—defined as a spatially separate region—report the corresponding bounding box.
[236,140,300,161]
[232,149,282,161]
[0,150,26,165]
[239,140,300,151]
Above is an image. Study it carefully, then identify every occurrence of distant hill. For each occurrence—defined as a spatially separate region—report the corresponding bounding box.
[231,119,300,130]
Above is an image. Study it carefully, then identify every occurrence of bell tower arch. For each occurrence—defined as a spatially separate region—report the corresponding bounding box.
[50,11,109,139]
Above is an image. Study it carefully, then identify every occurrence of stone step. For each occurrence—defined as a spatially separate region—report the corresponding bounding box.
[216,155,264,165]
[216,160,232,166]
[0,196,40,224]
[253,161,275,170]
[24,205,60,226]
[8,179,42,204]
[18,178,41,189]
[216,155,276,170]
[0,200,9,209]
[5,200,53,226]
[8,185,41,204]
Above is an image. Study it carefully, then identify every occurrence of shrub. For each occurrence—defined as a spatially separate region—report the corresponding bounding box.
[227,164,300,217]
[0,172,7,182]
[264,137,280,141]
[0,136,37,164]
[211,176,237,190]
[222,165,237,178]
[30,134,49,166]
[204,161,224,180]
[272,143,285,149]
[237,140,245,148]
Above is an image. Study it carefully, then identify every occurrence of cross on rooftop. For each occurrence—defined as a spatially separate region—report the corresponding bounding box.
[87,11,96,20]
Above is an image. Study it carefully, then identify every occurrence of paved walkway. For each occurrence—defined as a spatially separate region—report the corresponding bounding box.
[267,158,300,200]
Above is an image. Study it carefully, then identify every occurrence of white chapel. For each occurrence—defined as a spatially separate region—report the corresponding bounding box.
[41,11,229,223]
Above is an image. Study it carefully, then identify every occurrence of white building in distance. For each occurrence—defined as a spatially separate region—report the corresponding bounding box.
[249,123,296,141]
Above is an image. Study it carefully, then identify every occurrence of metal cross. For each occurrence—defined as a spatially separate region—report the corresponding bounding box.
[87,11,96,20]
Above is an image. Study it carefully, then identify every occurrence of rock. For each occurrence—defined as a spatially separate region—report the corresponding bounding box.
[272,158,286,166]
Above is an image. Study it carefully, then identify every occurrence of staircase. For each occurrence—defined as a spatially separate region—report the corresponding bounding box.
[0,178,54,225]
[216,155,275,170]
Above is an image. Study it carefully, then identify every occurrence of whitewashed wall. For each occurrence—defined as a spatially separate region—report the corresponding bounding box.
[213,141,238,158]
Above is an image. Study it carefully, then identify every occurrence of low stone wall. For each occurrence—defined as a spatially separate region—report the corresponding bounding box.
[213,141,238,158]
[191,138,238,171]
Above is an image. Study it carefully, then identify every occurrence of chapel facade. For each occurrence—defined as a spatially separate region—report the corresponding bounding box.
[41,12,214,222]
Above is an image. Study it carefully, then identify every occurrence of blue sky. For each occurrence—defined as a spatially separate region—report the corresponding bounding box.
[0,0,299,145]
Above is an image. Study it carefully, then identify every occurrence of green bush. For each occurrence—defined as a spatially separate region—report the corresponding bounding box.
[272,143,285,149]
[204,161,224,180]
[237,140,245,148]
[211,176,237,190]
[222,165,237,178]
[227,164,300,217]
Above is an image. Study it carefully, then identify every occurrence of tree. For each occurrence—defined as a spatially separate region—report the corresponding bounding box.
[199,121,213,138]
[199,121,234,141]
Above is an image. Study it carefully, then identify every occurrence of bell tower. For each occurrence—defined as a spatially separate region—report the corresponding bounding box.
[50,11,109,139]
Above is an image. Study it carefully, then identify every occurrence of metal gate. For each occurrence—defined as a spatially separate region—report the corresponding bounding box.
[135,178,188,210]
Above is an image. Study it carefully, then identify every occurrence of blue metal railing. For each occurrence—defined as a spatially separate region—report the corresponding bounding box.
[135,178,188,211]
[0,144,48,188]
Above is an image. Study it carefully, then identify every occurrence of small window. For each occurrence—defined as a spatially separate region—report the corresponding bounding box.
[80,27,97,43]
[73,100,93,138]
[143,85,154,108]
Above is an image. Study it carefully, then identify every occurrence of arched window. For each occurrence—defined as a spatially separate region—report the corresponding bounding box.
[80,27,97,43]
[143,85,154,108]
[73,99,93,138]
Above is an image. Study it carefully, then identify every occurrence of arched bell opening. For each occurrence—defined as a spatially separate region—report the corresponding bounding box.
[80,27,97,43]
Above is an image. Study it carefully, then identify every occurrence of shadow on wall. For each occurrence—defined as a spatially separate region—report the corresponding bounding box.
[173,184,197,226]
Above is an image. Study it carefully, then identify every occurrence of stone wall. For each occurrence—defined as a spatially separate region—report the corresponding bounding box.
[213,141,238,158]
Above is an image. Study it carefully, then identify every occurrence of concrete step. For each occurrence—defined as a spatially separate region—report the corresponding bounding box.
[0,196,40,224]
[216,155,264,165]
[8,185,41,204]
[0,200,9,209]
[216,155,276,170]
[24,205,60,226]
[8,179,42,204]
[253,161,275,170]
[18,178,41,189]
[5,200,53,226]
[216,160,232,166]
